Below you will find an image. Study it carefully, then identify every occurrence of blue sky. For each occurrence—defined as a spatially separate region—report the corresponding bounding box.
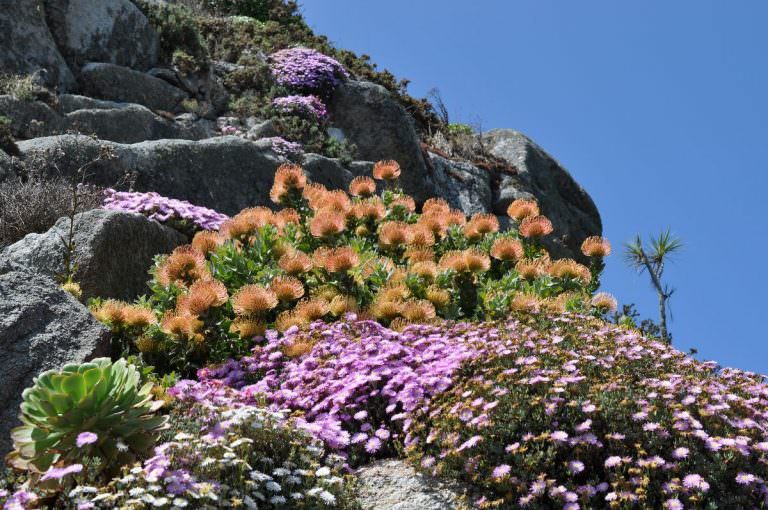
[300,1,768,374]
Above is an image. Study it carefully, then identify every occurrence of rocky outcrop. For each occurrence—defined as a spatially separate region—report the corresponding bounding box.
[0,209,186,300]
[79,63,189,112]
[0,270,110,456]
[356,460,464,510]
[43,0,159,71]
[483,129,602,260]
[12,135,359,216]
[0,95,214,142]
[329,80,438,204]
[0,0,75,90]
[426,152,493,216]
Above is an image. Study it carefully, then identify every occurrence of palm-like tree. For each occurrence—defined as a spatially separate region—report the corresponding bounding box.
[624,230,683,343]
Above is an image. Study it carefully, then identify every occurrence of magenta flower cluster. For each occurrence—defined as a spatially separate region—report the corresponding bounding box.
[103,189,228,232]
[272,95,328,119]
[269,48,349,93]
[265,136,304,158]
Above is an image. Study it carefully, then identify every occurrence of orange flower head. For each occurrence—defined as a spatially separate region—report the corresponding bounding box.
[91,299,128,325]
[510,293,541,313]
[156,245,210,287]
[404,247,434,263]
[294,298,330,322]
[309,210,347,238]
[464,249,492,273]
[275,311,309,332]
[401,300,436,322]
[591,292,618,312]
[516,258,545,280]
[370,299,403,321]
[465,213,500,240]
[439,250,468,272]
[388,318,410,332]
[278,252,313,276]
[372,160,401,181]
[378,221,412,250]
[422,198,451,216]
[221,207,274,239]
[408,224,436,247]
[232,285,278,316]
[349,176,376,197]
[322,247,360,273]
[274,208,301,229]
[445,210,468,227]
[160,311,203,337]
[426,286,451,308]
[548,259,592,285]
[229,317,267,339]
[519,215,554,239]
[303,183,329,209]
[317,190,352,215]
[378,283,410,303]
[271,164,307,203]
[192,231,225,256]
[490,238,524,262]
[581,236,612,258]
[352,197,386,221]
[390,195,416,213]
[417,214,448,238]
[176,279,228,316]
[122,306,157,328]
[269,276,305,302]
[410,261,439,280]
[283,340,316,358]
[330,295,358,316]
[507,198,540,221]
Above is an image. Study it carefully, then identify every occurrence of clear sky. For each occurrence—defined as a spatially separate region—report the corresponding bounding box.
[300,0,768,374]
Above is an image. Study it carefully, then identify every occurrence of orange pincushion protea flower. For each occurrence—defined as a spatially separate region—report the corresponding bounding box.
[401,300,436,322]
[417,214,448,238]
[330,295,358,316]
[270,164,307,204]
[302,182,328,209]
[322,247,360,273]
[548,259,592,285]
[191,231,225,255]
[519,215,554,239]
[352,197,386,221]
[372,160,401,181]
[278,252,313,275]
[464,249,491,273]
[155,245,210,287]
[515,258,546,280]
[221,207,274,239]
[439,250,468,272]
[283,340,316,358]
[275,310,309,332]
[390,195,416,213]
[349,176,376,197]
[378,283,411,303]
[426,286,451,308]
[507,198,540,221]
[232,285,278,316]
[316,190,352,215]
[91,300,128,325]
[229,317,267,339]
[176,279,228,316]
[309,210,346,238]
[410,261,439,280]
[465,213,500,240]
[581,236,612,258]
[591,292,618,312]
[378,221,412,249]
[160,311,203,338]
[122,306,157,328]
[269,276,305,301]
[370,298,403,321]
[490,238,524,262]
[294,298,330,322]
[274,208,301,229]
[510,293,541,313]
[408,224,436,247]
[422,198,451,215]
[404,247,434,263]
[445,210,467,227]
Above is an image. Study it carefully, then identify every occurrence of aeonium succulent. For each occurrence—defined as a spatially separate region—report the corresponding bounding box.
[6,358,168,480]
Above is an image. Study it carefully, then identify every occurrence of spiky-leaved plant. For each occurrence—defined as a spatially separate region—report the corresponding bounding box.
[6,358,167,478]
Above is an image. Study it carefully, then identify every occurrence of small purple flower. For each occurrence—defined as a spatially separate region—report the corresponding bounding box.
[736,472,757,485]
[550,431,569,442]
[365,436,382,453]
[40,463,83,481]
[76,431,98,447]
[604,456,622,468]
[664,498,684,510]
[671,447,689,459]
[568,460,585,474]
[492,464,511,479]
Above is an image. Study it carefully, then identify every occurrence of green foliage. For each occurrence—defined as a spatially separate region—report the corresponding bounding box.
[446,123,474,136]
[6,358,167,479]
[135,1,209,68]
[0,116,19,157]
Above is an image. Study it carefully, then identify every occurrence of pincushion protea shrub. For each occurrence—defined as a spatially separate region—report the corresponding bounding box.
[6,358,167,480]
[92,161,612,376]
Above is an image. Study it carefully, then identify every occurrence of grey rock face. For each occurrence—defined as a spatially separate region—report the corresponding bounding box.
[427,152,492,216]
[483,129,602,260]
[43,0,159,71]
[13,135,359,216]
[355,459,463,510]
[79,63,188,112]
[58,93,134,113]
[0,95,213,143]
[0,0,75,90]
[0,209,187,300]
[0,270,110,456]
[329,80,438,204]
